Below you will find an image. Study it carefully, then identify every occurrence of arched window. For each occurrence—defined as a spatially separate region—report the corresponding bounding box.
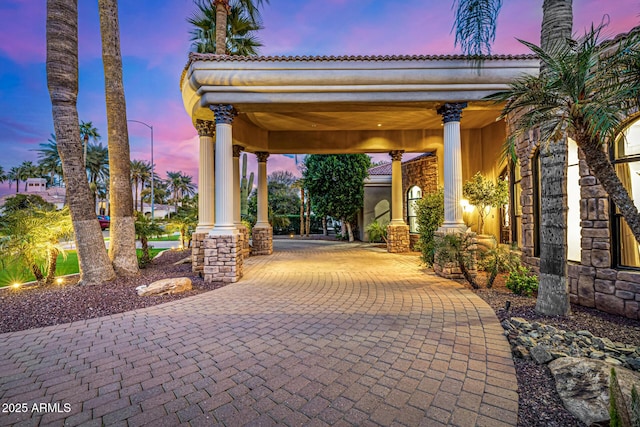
[613,119,640,268]
[407,186,422,233]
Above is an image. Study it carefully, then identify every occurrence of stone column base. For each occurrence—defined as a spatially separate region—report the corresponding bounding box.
[433,230,477,280]
[204,233,243,284]
[192,232,207,275]
[387,223,410,253]
[237,224,251,259]
[252,225,273,256]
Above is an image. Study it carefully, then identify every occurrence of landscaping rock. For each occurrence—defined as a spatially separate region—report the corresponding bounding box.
[136,277,192,296]
[548,357,640,426]
[501,318,640,372]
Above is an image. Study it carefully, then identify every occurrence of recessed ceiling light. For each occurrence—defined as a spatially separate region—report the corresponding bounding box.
[377,123,382,127]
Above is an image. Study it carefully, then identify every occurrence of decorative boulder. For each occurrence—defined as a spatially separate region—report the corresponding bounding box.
[136,277,192,296]
[548,357,640,426]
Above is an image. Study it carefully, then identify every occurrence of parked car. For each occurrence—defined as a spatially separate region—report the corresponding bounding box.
[97,215,110,230]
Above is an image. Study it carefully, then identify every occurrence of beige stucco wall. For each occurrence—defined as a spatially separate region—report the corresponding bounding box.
[460,120,507,240]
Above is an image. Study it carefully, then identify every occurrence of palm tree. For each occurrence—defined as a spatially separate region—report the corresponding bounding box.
[85,142,109,186]
[209,0,269,55]
[454,0,573,316]
[18,161,40,191]
[46,0,115,286]
[35,134,64,187]
[98,0,138,276]
[188,0,264,55]
[0,165,6,184]
[130,159,151,212]
[79,120,100,168]
[167,171,197,213]
[7,167,20,193]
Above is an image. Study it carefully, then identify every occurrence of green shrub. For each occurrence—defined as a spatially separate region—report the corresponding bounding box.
[414,189,444,266]
[366,220,388,243]
[433,231,480,289]
[505,266,538,296]
[478,243,521,288]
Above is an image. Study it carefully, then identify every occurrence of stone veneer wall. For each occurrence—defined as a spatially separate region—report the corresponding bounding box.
[387,224,410,253]
[192,232,206,275]
[401,155,439,220]
[203,234,243,284]
[252,225,273,256]
[237,224,251,259]
[514,125,640,320]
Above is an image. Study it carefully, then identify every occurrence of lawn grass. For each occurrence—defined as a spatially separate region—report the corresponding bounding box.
[0,248,164,287]
[149,234,181,242]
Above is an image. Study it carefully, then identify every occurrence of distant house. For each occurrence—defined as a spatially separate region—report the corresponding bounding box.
[0,178,66,211]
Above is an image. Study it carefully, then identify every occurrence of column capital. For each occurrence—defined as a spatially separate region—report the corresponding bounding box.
[195,119,215,137]
[210,104,237,124]
[256,151,270,163]
[232,145,244,158]
[389,150,404,162]
[437,102,468,123]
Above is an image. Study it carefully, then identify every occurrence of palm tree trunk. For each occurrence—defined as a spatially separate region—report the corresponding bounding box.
[47,0,115,286]
[45,248,59,285]
[535,0,573,317]
[215,0,229,55]
[98,0,139,276]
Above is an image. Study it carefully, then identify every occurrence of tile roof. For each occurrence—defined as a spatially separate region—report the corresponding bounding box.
[188,52,538,63]
[368,152,434,175]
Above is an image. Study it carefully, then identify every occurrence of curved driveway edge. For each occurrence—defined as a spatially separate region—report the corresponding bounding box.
[0,240,517,426]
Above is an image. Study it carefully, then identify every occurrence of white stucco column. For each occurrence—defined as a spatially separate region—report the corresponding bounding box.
[232,145,243,226]
[195,119,215,233]
[390,150,405,225]
[210,105,237,235]
[255,152,269,227]
[437,102,467,231]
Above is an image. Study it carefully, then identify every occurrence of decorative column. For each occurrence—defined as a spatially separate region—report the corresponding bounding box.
[437,102,467,231]
[203,105,243,284]
[434,102,477,279]
[233,145,250,259]
[252,151,273,255]
[387,150,410,253]
[192,119,215,275]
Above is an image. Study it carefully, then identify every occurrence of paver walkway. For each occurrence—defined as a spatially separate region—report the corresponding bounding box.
[0,240,518,426]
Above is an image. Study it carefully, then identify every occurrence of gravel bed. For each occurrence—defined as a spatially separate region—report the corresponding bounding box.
[1,256,639,426]
[470,275,640,427]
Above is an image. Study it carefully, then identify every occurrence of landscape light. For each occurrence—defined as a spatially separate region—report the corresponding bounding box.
[56,278,64,285]
[12,283,21,289]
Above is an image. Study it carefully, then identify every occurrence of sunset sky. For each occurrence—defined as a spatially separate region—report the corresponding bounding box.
[0,0,637,196]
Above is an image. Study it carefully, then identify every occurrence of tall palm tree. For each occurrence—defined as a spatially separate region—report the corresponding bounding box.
[35,134,64,187]
[79,120,100,168]
[0,165,6,184]
[454,0,573,316]
[211,0,269,55]
[98,0,138,276]
[85,142,109,186]
[167,171,197,213]
[130,159,151,212]
[46,0,115,286]
[488,25,640,238]
[7,167,20,193]
[188,0,264,55]
[18,161,41,191]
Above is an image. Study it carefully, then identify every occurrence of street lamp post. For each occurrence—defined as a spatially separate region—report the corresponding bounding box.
[127,120,154,220]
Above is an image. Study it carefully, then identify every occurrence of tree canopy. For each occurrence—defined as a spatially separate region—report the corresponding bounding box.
[302,154,371,224]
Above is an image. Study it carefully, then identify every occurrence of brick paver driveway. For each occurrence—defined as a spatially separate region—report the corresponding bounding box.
[0,240,518,426]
